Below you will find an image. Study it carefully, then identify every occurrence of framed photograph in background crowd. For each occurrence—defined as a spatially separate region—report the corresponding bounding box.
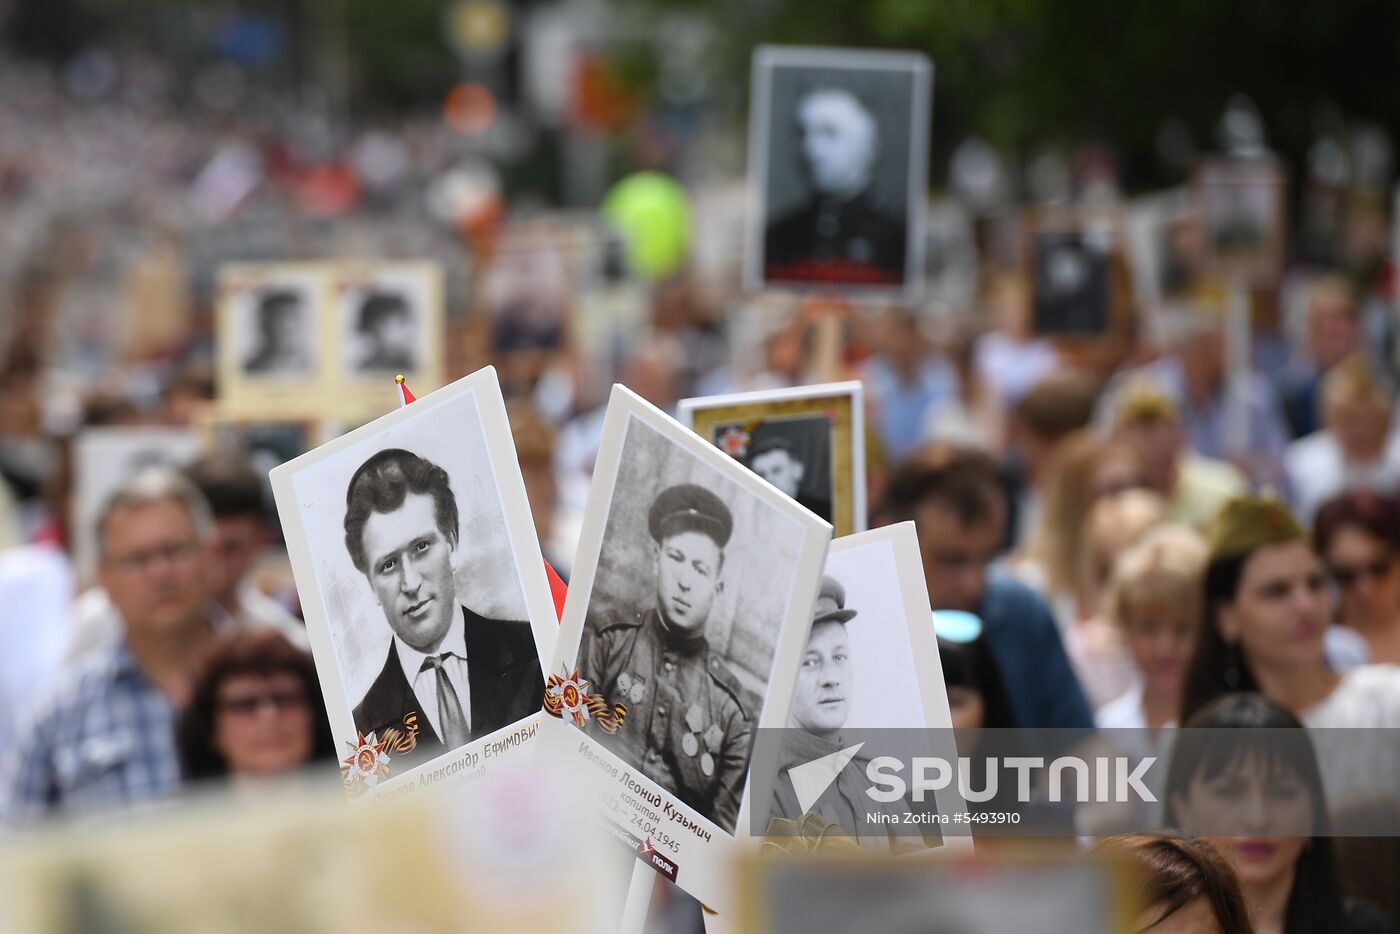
[217,263,330,413]
[734,851,1132,934]
[678,382,865,535]
[333,261,444,406]
[1025,210,1131,357]
[1195,157,1287,284]
[72,426,203,581]
[269,367,557,797]
[540,386,832,914]
[749,523,970,856]
[1122,189,1202,317]
[746,46,932,301]
[920,198,979,325]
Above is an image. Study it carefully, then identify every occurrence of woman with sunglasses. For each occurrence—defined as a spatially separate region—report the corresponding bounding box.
[1165,693,1396,934]
[1315,491,1400,665]
[178,630,335,788]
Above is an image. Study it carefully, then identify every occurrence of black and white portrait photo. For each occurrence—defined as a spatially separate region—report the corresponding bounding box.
[337,264,439,380]
[1031,229,1112,337]
[217,264,330,416]
[271,369,556,788]
[552,386,830,841]
[680,382,866,535]
[742,420,833,522]
[760,524,964,853]
[748,46,931,298]
[239,280,318,379]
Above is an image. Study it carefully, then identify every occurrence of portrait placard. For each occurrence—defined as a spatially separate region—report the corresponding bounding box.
[1195,156,1287,284]
[540,385,832,914]
[678,382,865,535]
[332,261,444,405]
[746,46,932,301]
[748,523,972,856]
[269,367,556,797]
[216,263,331,414]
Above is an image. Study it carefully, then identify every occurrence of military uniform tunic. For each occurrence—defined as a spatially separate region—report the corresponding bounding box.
[583,608,752,834]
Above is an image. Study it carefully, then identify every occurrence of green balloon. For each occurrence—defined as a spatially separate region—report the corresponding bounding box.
[602,172,692,280]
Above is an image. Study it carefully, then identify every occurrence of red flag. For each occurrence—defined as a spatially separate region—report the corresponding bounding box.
[395,374,416,406]
[545,560,567,622]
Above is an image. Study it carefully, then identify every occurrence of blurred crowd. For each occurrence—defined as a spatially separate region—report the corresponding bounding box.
[3,41,1400,934]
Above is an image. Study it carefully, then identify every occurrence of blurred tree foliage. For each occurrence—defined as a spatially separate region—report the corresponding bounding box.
[629,0,1400,188]
[13,0,1400,189]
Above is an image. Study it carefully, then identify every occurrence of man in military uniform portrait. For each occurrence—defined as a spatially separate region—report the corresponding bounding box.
[746,428,832,523]
[763,85,906,287]
[768,575,938,851]
[344,448,542,766]
[581,483,754,834]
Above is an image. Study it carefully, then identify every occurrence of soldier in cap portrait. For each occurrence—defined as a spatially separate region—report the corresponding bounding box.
[581,483,754,833]
[768,575,935,850]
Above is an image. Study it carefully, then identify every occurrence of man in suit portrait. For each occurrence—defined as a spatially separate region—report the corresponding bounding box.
[343,448,542,764]
[764,85,905,286]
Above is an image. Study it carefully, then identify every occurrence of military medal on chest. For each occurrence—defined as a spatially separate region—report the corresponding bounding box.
[700,722,723,776]
[617,671,646,706]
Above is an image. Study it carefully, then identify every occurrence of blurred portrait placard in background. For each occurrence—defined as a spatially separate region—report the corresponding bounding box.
[1196,157,1287,283]
[747,46,932,301]
[270,368,557,795]
[217,262,443,422]
[679,381,866,535]
[217,264,328,410]
[334,261,442,394]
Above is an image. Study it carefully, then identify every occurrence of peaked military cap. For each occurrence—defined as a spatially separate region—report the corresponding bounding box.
[811,575,858,626]
[649,483,733,547]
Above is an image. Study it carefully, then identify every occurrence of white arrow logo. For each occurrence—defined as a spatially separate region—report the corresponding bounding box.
[787,742,866,813]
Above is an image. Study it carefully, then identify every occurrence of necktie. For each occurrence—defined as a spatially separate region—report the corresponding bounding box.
[421,653,471,748]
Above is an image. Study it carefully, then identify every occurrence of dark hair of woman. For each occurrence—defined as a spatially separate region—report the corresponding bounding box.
[1095,835,1254,933]
[1163,693,1343,934]
[1180,553,1257,723]
[178,629,336,781]
[938,633,1019,730]
[1313,491,1400,557]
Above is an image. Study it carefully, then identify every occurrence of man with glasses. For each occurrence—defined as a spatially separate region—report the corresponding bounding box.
[2,468,223,821]
[879,444,1093,729]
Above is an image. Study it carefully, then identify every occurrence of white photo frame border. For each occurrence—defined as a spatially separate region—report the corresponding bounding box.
[540,384,833,916]
[269,365,558,798]
[744,45,933,303]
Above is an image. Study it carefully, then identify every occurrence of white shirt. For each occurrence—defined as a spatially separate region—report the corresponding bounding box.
[1303,665,1400,802]
[394,618,471,741]
[1283,429,1400,526]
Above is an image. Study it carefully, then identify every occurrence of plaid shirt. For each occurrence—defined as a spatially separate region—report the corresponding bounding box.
[1,640,181,824]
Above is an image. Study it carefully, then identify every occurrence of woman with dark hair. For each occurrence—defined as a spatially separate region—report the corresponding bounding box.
[1164,693,1395,934]
[178,630,336,786]
[1095,835,1254,933]
[1315,491,1400,665]
[1182,496,1400,737]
